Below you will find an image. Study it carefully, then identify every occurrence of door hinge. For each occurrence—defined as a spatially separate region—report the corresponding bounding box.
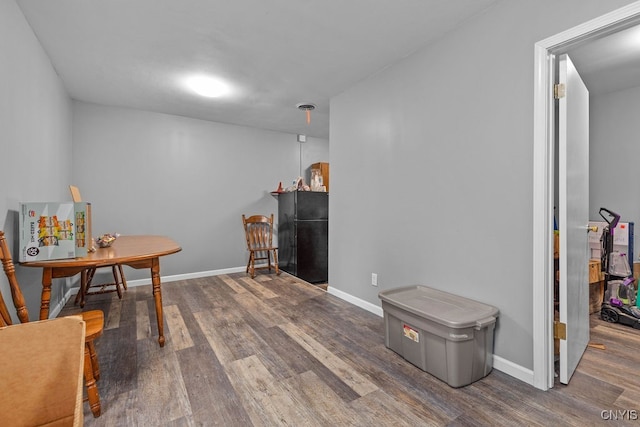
[554,321,566,340]
[554,83,566,99]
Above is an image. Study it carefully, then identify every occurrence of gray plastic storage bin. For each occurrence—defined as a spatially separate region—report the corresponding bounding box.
[378,285,499,388]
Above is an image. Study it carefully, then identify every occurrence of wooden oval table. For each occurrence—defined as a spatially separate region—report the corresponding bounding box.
[21,235,181,347]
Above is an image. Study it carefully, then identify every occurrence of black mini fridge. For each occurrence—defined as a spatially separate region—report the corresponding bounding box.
[277,191,328,283]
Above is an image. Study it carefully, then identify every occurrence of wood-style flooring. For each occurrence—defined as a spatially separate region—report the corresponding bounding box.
[58,272,640,426]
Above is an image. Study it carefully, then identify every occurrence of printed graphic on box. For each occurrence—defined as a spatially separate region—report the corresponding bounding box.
[36,215,73,247]
[75,210,86,249]
[20,202,89,262]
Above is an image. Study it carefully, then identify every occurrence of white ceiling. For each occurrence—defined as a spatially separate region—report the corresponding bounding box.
[15,0,500,139]
[16,1,640,140]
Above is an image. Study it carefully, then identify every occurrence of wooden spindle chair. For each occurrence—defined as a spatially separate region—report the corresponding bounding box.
[0,231,104,418]
[242,214,280,278]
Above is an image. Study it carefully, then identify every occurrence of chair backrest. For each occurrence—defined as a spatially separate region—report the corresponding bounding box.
[0,231,30,326]
[242,214,275,251]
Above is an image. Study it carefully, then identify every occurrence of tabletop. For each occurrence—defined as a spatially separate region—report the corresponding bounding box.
[21,235,181,268]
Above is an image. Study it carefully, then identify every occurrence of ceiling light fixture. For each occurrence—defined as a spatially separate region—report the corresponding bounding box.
[185,75,231,98]
[297,103,316,125]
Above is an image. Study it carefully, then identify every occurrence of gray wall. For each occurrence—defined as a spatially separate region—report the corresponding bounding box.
[590,85,640,258]
[0,0,74,319]
[72,102,329,281]
[328,0,635,372]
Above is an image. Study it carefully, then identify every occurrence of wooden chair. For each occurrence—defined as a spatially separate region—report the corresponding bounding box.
[242,214,280,278]
[0,231,104,418]
[70,185,127,307]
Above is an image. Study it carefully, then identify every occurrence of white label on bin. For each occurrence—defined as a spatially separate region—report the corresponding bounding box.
[403,324,419,343]
[449,333,469,339]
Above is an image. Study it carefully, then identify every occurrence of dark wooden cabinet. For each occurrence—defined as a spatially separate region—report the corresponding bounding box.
[278,191,328,283]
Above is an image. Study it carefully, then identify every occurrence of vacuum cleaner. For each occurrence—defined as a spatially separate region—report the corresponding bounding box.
[598,208,640,329]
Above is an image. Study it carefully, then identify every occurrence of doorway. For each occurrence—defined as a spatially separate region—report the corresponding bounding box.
[533,2,640,390]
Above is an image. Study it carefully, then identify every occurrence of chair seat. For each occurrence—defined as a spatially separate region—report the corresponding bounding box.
[68,310,103,339]
[81,311,104,341]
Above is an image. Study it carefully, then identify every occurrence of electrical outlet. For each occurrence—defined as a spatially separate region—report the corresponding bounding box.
[371,273,378,287]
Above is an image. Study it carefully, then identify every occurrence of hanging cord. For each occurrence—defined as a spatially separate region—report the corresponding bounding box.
[299,141,303,178]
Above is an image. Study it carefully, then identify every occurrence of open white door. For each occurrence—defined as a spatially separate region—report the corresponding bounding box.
[558,54,590,384]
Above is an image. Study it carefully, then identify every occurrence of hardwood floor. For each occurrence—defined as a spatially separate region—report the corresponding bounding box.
[59,272,640,426]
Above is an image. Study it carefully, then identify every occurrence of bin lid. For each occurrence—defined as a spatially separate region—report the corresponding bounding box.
[378,285,499,329]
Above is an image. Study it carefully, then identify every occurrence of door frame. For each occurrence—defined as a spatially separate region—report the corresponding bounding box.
[532,2,640,390]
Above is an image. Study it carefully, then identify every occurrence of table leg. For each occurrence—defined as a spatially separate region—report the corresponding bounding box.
[74,269,88,307]
[39,267,53,320]
[151,257,165,347]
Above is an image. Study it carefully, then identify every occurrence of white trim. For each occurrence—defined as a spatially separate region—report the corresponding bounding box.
[493,355,534,386]
[532,41,556,391]
[123,266,246,288]
[48,287,77,319]
[532,1,640,391]
[326,286,384,317]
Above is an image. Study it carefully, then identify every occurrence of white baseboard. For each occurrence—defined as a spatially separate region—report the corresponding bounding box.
[123,266,246,288]
[326,285,384,317]
[50,286,78,319]
[492,355,534,386]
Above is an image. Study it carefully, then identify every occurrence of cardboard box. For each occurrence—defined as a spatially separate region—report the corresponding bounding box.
[69,185,94,251]
[588,221,634,266]
[311,162,329,192]
[589,259,603,283]
[19,202,90,262]
[589,281,604,314]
